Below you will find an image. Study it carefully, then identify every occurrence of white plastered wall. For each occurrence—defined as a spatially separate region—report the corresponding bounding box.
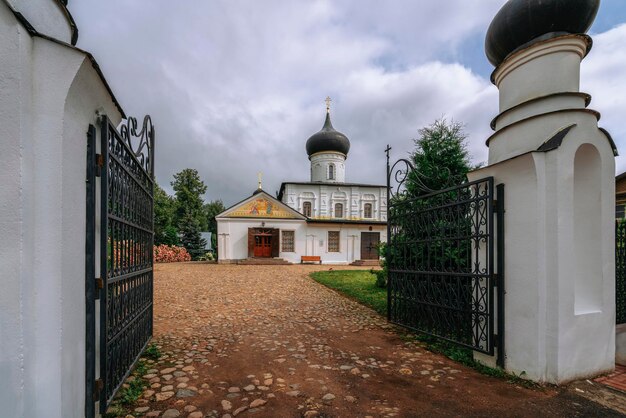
[310,152,346,183]
[469,45,616,382]
[282,183,387,221]
[0,3,123,415]
[5,0,72,43]
[217,218,386,264]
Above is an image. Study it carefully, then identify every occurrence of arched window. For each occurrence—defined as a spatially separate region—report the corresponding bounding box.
[303,201,312,217]
[364,203,373,218]
[334,203,343,218]
[328,164,335,180]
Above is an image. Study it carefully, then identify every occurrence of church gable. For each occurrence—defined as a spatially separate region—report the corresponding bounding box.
[218,192,305,220]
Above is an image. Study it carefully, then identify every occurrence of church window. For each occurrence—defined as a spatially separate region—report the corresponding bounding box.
[328,231,340,252]
[303,201,312,217]
[282,230,295,252]
[328,164,335,180]
[364,203,373,218]
[334,203,343,218]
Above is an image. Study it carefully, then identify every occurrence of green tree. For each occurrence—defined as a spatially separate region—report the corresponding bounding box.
[384,118,475,294]
[154,183,178,245]
[203,199,226,246]
[179,213,207,260]
[171,168,208,229]
[406,118,474,197]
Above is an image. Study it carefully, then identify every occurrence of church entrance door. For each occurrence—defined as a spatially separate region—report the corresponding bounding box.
[254,234,272,257]
[248,228,279,258]
[361,232,380,260]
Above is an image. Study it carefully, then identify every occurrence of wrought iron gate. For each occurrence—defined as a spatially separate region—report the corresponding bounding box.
[617,219,626,324]
[386,151,504,365]
[86,115,155,415]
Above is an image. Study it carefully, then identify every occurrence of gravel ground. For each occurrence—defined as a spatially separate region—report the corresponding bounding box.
[118,263,623,418]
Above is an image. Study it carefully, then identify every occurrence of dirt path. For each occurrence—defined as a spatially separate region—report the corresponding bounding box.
[122,263,621,418]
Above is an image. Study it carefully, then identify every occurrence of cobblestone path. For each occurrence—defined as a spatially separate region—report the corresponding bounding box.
[123,263,619,418]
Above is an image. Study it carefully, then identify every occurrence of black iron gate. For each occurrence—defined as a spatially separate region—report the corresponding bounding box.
[386,150,504,365]
[617,219,626,324]
[86,115,155,415]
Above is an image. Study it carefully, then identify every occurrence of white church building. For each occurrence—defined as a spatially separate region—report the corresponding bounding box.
[217,104,387,265]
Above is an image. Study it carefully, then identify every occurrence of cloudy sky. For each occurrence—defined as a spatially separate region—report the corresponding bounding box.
[71,0,626,206]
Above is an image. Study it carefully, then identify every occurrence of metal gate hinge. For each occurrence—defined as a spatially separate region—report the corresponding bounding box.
[493,273,499,286]
[95,277,103,290]
[95,153,103,177]
[93,378,103,401]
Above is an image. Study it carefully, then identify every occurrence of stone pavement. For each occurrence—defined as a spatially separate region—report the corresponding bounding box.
[119,263,624,418]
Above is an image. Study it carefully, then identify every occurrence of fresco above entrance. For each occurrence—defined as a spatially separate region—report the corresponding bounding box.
[227,197,300,219]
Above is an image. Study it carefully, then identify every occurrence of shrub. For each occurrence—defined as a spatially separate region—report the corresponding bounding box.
[373,269,387,288]
[153,244,192,263]
[198,251,215,262]
[373,242,388,288]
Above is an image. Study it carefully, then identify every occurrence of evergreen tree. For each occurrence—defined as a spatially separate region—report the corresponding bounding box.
[179,213,207,260]
[204,200,226,232]
[406,118,474,197]
[171,168,208,229]
[154,182,178,245]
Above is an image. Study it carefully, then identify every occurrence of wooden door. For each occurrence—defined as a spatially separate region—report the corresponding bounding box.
[254,234,272,258]
[271,228,280,257]
[361,232,380,260]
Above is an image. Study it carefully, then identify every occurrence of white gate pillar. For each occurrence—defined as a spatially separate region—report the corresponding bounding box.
[468,0,616,383]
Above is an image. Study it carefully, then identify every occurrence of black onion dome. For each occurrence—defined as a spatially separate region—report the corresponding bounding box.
[485,0,600,67]
[306,113,351,157]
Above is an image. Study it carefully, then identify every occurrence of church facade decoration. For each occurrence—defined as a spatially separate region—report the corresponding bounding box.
[226,197,299,219]
[217,101,387,265]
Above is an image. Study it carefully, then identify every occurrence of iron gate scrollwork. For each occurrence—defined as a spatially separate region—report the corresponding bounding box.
[616,219,626,324]
[100,115,155,412]
[386,149,504,364]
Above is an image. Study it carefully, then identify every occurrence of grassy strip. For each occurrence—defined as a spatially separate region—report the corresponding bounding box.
[103,343,162,418]
[310,270,538,389]
[310,270,387,315]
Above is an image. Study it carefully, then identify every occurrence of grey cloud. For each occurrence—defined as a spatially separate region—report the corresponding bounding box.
[70,1,625,205]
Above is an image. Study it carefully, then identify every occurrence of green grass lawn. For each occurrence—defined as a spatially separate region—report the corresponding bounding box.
[310,270,387,315]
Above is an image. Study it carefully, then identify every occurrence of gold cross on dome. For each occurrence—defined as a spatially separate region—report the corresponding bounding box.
[257,172,262,189]
[325,96,332,113]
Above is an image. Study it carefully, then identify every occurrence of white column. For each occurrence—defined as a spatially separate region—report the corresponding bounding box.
[469,34,615,383]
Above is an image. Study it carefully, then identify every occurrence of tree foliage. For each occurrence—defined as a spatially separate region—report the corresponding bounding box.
[153,168,221,258]
[179,213,207,260]
[406,118,474,198]
[383,119,475,292]
[171,168,208,229]
[204,199,226,249]
[154,183,178,246]
[204,200,226,234]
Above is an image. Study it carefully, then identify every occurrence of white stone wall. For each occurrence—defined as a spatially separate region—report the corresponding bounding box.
[281,183,387,221]
[5,0,73,44]
[0,3,123,416]
[217,218,387,264]
[310,152,346,183]
[470,34,616,383]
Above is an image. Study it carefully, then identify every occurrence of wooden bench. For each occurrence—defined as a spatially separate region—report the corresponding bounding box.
[301,255,322,264]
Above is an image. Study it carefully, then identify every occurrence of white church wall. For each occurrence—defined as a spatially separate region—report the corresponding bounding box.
[217,217,386,265]
[0,4,32,416]
[310,152,346,183]
[217,218,308,263]
[470,32,616,382]
[307,224,387,264]
[6,0,73,44]
[282,184,386,221]
[472,124,615,385]
[0,4,123,414]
